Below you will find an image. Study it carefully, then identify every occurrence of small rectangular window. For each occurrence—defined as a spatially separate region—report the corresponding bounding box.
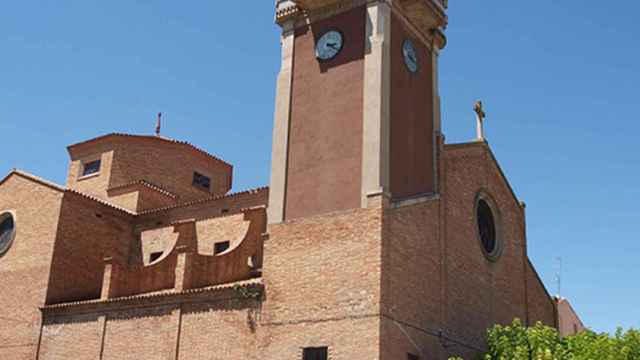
[214,241,230,255]
[149,251,163,263]
[192,172,211,191]
[303,347,327,360]
[408,354,419,360]
[82,160,101,177]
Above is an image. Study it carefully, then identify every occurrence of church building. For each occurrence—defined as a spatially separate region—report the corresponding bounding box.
[0,0,564,359]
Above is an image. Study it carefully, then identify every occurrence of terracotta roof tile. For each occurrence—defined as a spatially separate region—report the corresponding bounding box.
[41,278,263,310]
[64,189,137,216]
[67,133,232,168]
[138,186,269,215]
[107,179,177,199]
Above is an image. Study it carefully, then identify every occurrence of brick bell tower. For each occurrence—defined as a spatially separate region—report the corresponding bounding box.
[269,0,448,223]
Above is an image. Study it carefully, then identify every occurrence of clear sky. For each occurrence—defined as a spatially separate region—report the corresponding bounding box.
[1,1,638,334]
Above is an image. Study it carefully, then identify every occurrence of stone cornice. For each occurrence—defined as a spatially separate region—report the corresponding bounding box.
[275,0,447,49]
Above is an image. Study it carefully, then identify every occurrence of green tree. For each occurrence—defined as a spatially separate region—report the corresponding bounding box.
[449,319,640,360]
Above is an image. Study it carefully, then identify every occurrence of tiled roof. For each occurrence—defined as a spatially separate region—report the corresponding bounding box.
[2,169,136,216]
[138,186,269,215]
[2,169,66,192]
[2,170,265,218]
[107,179,177,199]
[65,188,137,216]
[41,278,263,311]
[67,133,232,168]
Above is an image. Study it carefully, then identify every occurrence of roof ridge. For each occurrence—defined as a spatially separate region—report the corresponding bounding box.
[138,186,269,215]
[64,189,137,216]
[41,278,263,310]
[1,169,136,216]
[2,169,66,192]
[67,133,232,168]
[107,179,177,199]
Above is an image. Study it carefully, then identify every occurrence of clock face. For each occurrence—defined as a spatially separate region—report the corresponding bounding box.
[316,30,343,61]
[402,39,419,73]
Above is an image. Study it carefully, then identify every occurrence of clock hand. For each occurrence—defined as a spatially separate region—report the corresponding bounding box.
[326,42,338,49]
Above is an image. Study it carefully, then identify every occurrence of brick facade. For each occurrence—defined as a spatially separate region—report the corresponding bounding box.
[0,1,566,359]
[0,135,558,360]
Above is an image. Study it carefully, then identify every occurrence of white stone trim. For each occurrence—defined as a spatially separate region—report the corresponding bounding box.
[361,1,391,208]
[268,21,296,224]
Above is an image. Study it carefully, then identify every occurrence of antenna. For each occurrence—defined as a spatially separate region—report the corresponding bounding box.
[554,257,563,298]
[155,112,162,137]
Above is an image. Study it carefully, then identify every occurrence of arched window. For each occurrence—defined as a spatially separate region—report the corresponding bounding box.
[0,213,16,255]
[475,194,502,260]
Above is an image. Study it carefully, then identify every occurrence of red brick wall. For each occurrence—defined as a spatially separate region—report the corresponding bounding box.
[136,188,268,230]
[102,306,180,360]
[285,6,366,220]
[0,175,64,360]
[46,193,135,304]
[261,206,382,358]
[389,14,435,199]
[527,260,557,327]
[39,313,104,360]
[68,137,232,205]
[179,301,258,359]
[440,144,528,352]
[67,146,115,200]
[557,299,584,336]
[378,143,555,359]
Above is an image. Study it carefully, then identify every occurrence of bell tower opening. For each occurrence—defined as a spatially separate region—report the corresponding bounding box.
[269,0,448,223]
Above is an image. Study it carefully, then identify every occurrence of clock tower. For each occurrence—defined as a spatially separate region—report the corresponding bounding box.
[269,0,448,223]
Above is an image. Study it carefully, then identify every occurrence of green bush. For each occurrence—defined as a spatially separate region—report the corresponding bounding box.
[449,319,640,360]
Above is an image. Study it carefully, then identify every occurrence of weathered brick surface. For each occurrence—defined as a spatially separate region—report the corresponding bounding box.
[67,136,233,209]
[136,188,268,229]
[0,174,64,360]
[263,207,382,325]
[1,139,557,360]
[178,299,259,360]
[46,193,135,304]
[441,144,525,354]
[284,5,366,220]
[389,12,435,198]
[39,313,104,360]
[375,143,556,359]
[527,260,557,327]
[258,317,380,359]
[102,306,180,360]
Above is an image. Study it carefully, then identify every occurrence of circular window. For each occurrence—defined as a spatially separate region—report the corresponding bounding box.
[0,213,16,255]
[476,198,500,259]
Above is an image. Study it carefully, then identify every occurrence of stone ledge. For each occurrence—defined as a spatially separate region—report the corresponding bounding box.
[40,278,263,315]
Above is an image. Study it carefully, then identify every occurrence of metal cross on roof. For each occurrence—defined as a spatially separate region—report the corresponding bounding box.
[474,101,486,141]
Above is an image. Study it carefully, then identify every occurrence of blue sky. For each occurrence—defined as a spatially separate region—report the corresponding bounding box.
[1,1,638,333]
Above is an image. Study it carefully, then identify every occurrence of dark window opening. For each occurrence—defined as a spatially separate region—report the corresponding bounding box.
[192,172,211,191]
[149,251,163,263]
[477,199,497,255]
[214,241,230,255]
[0,214,15,253]
[303,347,328,360]
[221,209,229,214]
[82,159,101,177]
[408,354,419,360]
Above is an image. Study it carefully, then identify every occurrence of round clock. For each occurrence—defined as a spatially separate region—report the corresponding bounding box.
[316,30,343,61]
[402,39,419,73]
